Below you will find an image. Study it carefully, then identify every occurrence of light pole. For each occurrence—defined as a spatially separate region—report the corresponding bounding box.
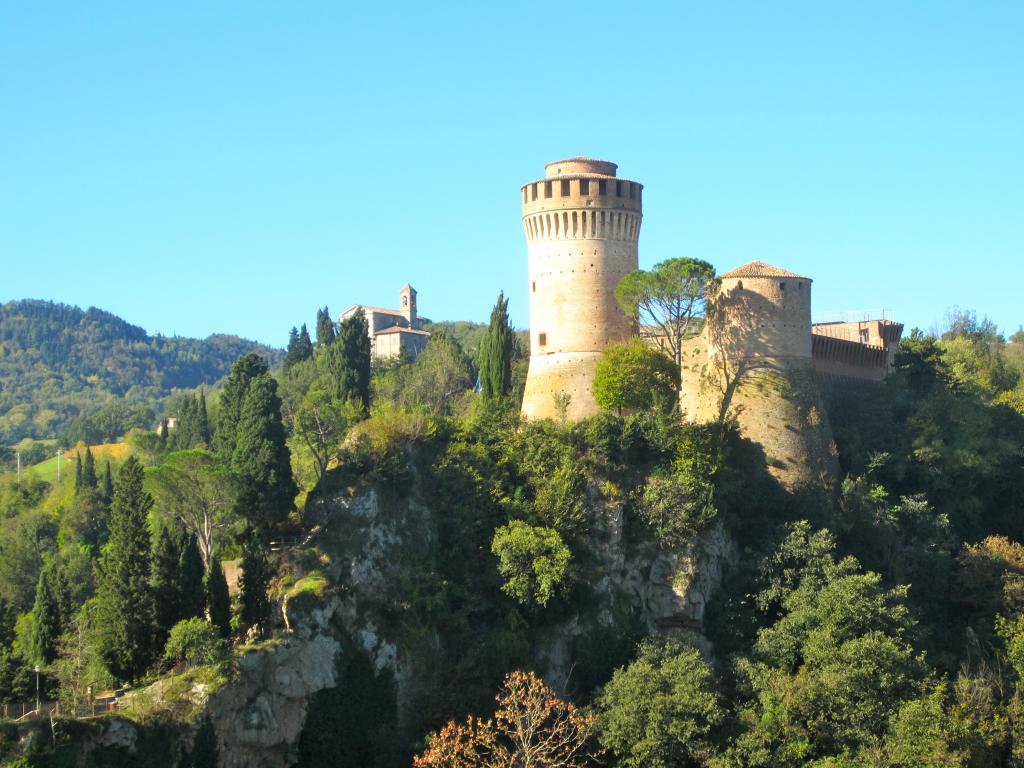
[34,664,40,714]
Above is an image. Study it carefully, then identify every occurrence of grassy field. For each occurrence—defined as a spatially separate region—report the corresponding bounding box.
[23,442,131,484]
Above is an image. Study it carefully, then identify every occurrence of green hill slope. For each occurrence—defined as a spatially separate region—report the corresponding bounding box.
[0,300,283,443]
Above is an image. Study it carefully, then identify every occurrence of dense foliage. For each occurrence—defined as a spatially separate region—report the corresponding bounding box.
[0,300,282,444]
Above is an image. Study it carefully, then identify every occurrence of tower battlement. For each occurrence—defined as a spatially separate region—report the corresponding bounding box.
[520,158,643,421]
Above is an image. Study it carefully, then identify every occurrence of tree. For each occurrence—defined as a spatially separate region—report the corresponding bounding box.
[284,325,315,371]
[239,542,273,637]
[94,456,156,682]
[102,460,114,501]
[396,332,474,417]
[414,670,598,768]
[82,447,97,489]
[315,306,336,348]
[491,520,570,607]
[294,386,349,482]
[597,636,724,768]
[147,450,239,571]
[215,353,269,457]
[615,258,715,375]
[28,568,61,665]
[73,452,83,493]
[179,535,207,622]
[151,526,184,646]
[162,618,227,666]
[231,374,297,535]
[331,310,372,408]
[479,291,514,401]
[206,562,231,640]
[593,339,678,414]
[196,389,211,446]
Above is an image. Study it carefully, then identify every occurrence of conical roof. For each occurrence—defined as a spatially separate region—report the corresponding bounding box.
[718,260,810,280]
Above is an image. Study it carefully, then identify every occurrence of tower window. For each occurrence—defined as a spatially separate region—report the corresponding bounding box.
[628,183,636,199]
[579,179,589,195]
[561,179,570,196]
[538,333,547,347]
[779,282,786,291]
[531,183,538,201]
[532,281,536,292]
[544,181,552,198]
[615,181,623,197]
[598,180,607,195]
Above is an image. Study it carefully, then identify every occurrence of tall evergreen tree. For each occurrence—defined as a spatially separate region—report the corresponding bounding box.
[231,373,297,535]
[283,327,302,371]
[296,323,314,362]
[95,456,156,682]
[151,526,183,648]
[179,535,206,622]
[102,460,114,502]
[29,568,61,664]
[196,390,211,446]
[239,541,272,637]
[333,311,372,408]
[315,306,336,348]
[215,353,268,457]
[82,447,98,489]
[172,396,199,450]
[73,452,83,493]
[479,291,515,400]
[206,562,232,640]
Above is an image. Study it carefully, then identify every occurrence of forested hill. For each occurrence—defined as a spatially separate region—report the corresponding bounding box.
[0,300,283,443]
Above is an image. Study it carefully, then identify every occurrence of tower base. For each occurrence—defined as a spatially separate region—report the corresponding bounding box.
[520,352,604,422]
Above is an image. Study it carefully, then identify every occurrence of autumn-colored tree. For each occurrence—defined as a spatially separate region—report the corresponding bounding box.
[414,670,598,768]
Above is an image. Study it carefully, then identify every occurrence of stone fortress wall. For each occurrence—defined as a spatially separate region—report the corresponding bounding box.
[520,158,643,420]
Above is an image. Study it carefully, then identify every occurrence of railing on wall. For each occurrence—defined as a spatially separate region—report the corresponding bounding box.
[812,308,895,324]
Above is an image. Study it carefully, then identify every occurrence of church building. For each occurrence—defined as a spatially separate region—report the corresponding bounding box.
[339,284,431,361]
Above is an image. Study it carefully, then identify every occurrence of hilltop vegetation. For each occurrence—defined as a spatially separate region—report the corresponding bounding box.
[1,294,1024,767]
[0,300,283,445]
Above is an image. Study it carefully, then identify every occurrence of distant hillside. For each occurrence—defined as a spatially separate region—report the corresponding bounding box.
[0,300,283,443]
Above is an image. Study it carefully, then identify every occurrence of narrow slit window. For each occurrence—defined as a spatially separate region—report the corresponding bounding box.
[531,183,538,201]
[616,181,623,197]
[561,179,570,196]
[538,332,547,347]
[544,181,552,198]
[629,183,636,199]
[532,281,536,293]
[579,179,589,195]
[598,179,607,195]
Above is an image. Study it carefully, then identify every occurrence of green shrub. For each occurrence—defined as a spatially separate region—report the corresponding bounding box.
[491,520,571,607]
[163,618,227,666]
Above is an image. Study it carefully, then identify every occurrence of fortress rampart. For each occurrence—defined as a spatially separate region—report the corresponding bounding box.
[520,158,643,421]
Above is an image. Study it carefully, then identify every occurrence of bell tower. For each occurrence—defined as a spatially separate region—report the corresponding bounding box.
[399,284,417,327]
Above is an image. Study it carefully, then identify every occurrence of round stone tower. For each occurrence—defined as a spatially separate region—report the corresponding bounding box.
[520,158,643,421]
[679,260,836,488]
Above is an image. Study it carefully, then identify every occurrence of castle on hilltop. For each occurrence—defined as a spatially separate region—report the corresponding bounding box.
[519,158,903,486]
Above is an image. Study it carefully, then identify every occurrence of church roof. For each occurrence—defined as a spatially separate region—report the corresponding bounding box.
[719,261,810,280]
[340,304,405,318]
[375,326,430,336]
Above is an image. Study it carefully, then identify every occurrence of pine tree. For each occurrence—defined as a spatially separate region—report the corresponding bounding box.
[29,569,61,664]
[197,390,211,446]
[95,456,156,682]
[239,541,272,637]
[479,291,515,400]
[315,307,336,348]
[216,353,269,457]
[179,535,206,622]
[172,396,198,450]
[206,562,232,640]
[151,525,183,648]
[74,452,83,493]
[102,460,114,502]
[231,373,297,536]
[82,447,98,489]
[333,310,372,408]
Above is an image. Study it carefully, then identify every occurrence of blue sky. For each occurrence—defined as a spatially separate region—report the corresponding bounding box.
[1,1,1021,346]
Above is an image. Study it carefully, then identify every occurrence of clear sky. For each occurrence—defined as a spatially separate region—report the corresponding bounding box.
[2,1,1021,346]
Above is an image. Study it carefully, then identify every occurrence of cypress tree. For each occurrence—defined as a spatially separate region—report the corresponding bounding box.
[196,390,211,446]
[179,535,206,622]
[239,541,272,637]
[479,291,514,400]
[95,456,156,682]
[232,373,297,535]
[215,353,268,457]
[334,311,372,408]
[172,396,198,450]
[82,446,98,489]
[296,323,314,362]
[74,452,83,493]
[102,460,114,502]
[151,526,183,647]
[206,562,232,640]
[315,307,336,348]
[283,326,302,371]
[29,569,61,664]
